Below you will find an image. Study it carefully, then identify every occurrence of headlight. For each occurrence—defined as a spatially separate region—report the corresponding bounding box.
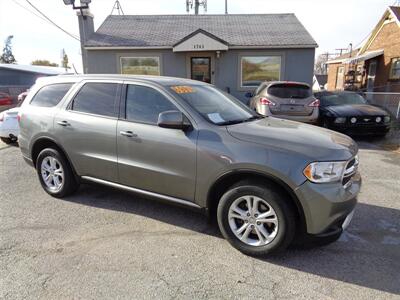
[375,116,382,123]
[334,117,346,124]
[350,117,357,124]
[303,161,347,183]
[384,116,391,123]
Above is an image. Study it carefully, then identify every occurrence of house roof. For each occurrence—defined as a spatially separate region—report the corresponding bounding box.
[315,74,327,86]
[358,6,400,53]
[0,64,70,75]
[389,6,400,23]
[85,14,318,49]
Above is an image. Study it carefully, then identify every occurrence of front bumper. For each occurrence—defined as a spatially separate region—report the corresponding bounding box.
[329,123,390,136]
[294,172,361,235]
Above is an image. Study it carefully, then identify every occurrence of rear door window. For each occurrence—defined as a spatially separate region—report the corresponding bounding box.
[30,83,73,107]
[268,84,311,99]
[71,83,119,117]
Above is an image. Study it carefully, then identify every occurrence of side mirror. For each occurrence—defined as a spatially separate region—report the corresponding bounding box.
[157,110,191,130]
[245,92,254,98]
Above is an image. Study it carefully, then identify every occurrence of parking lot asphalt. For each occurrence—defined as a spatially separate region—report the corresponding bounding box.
[1,140,399,299]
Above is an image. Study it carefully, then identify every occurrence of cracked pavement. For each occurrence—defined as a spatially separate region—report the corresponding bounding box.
[1,139,399,299]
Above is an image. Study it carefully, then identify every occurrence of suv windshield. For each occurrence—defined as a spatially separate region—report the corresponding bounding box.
[268,84,311,99]
[169,85,260,125]
[319,93,367,106]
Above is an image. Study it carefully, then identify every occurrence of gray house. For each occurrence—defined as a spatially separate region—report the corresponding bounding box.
[78,11,317,102]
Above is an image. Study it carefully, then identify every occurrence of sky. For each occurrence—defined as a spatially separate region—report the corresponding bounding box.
[0,0,397,73]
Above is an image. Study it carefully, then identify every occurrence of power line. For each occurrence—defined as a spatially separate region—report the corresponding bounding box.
[24,0,80,42]
[10,0,49,24]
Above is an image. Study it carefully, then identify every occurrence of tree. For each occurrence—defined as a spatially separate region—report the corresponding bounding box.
[0,35,16,64]
[31,60,59,67]
[314,54,329,75]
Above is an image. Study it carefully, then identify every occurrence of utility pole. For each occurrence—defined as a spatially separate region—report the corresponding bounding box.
[186,0,207,15]
[110,0,124,15]
[335,48,348,56]
[225,0,228,14]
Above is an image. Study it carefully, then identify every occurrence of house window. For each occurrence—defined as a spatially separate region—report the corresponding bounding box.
[389,58,400,80]
[240,56,281,87]
[120,57,160,75]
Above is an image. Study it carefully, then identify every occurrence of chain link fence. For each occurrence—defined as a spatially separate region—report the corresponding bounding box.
[362,92,400,121]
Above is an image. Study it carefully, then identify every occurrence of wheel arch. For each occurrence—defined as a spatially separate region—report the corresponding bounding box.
[30,137,78,178]
[206,170,306,232]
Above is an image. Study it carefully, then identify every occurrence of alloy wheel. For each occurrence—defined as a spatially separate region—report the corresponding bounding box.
[40,156,64,192]
[228,195,279,246]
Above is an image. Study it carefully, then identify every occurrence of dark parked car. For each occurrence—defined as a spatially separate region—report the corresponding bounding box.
[314,91,391,136]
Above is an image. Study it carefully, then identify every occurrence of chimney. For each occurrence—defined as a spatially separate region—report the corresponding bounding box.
[77,9,94,73]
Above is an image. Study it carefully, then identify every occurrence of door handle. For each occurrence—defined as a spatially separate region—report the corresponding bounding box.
[120,130,137,138]
[57,120,70,127]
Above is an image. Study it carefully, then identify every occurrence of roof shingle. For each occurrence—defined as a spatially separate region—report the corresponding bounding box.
[85,14,317,48]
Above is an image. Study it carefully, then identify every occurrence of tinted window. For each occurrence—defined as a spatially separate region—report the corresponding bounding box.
[319,92,367,106]
[72,83,118,117]
[126,85,177,124]
[30,83,73,107]
[268,84,311,99]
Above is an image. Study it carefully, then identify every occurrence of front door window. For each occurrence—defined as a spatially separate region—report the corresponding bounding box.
[191,57,211,83]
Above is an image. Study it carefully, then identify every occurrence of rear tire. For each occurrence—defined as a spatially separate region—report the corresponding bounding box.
[217,181,296,256]
[36,148,79,198]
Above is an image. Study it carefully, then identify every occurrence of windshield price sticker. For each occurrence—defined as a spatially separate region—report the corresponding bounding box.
[171,86,196,94]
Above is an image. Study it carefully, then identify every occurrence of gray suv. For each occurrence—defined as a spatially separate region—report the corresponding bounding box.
[18,75,361,256]
[249,81,319,124]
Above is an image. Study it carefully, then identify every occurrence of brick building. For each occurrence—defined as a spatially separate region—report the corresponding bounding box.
[326,6,400,92]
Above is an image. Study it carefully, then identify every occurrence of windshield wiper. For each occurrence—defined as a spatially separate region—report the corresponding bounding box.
[218,115,264,126]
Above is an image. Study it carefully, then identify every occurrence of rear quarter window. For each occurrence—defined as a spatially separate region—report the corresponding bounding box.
[268,84,311,99]
[30,83,73,107]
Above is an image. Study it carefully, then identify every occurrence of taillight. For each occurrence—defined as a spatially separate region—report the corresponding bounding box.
[308,99,320,107]
[260,97,276,106]
[0,97,12,106]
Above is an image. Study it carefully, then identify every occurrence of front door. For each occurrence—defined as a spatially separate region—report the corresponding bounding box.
[367,60,377,92]
[117,83,197,201]
[191,57,211,83]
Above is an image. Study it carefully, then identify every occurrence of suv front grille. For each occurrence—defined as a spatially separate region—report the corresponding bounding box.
[342,156,359,188]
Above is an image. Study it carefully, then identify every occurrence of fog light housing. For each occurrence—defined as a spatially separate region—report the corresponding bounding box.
[334,117,346,124]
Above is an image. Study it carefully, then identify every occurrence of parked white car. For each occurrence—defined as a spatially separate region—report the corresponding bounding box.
[0,106,20,144]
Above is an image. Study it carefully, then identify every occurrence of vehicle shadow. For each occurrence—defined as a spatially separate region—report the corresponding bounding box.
[263,202,400,295]
[62,183,400,295]
[63,183,221,237]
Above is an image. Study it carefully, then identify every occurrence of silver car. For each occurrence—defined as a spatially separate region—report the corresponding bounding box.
[18,75,360,257]
[249,81,319,124]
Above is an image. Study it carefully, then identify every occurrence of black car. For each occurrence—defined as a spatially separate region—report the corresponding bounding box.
[314,91,391,136]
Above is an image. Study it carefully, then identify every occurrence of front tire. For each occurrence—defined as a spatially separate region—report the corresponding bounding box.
[217,181,296,256]
[36,148,79,198]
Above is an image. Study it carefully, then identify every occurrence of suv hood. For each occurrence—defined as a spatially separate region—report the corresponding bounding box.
[325,104,389,117]
[227,117,357,161]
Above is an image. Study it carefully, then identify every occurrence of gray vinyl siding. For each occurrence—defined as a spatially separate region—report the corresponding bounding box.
[85,48,315,103]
